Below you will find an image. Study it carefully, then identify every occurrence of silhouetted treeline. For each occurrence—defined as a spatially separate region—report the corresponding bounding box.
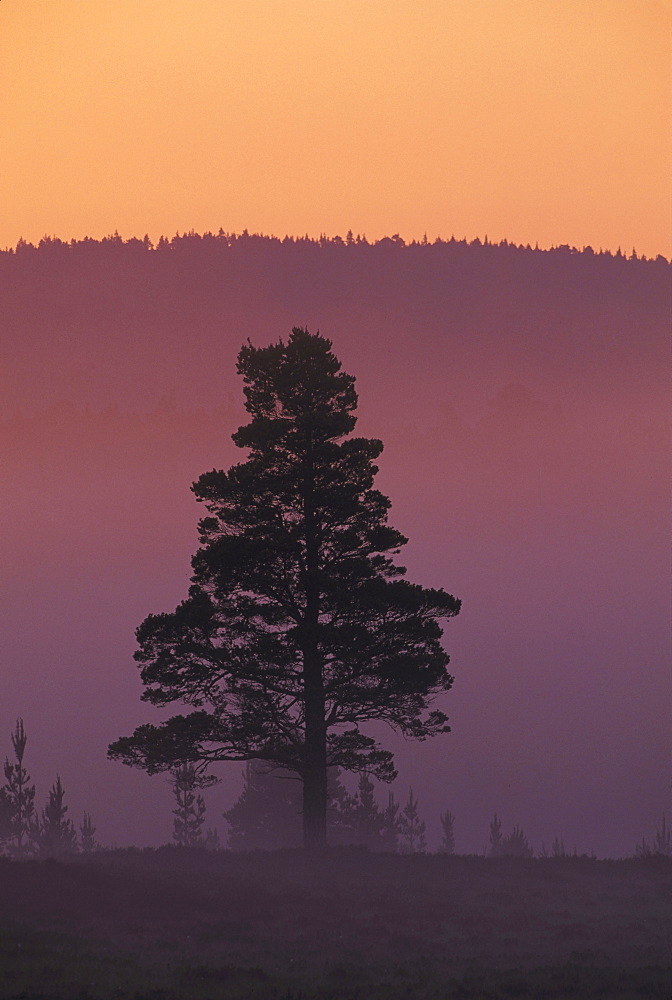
[0,231,667,420]
[4,229,669,262]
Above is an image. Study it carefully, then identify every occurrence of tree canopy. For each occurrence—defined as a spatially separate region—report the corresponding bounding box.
[109,328,460,848]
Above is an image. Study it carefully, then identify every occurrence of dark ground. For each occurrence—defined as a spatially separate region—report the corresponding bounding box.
[0,848,669,999]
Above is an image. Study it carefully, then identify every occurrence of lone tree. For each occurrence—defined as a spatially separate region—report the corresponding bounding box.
[108,329,460,849]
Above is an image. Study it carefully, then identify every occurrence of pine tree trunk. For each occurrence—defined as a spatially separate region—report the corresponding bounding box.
[302,734,327,851]
[302,640,327,849]
[301,428,328,850]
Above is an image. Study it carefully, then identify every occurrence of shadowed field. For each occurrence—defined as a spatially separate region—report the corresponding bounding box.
[0,849,669,999]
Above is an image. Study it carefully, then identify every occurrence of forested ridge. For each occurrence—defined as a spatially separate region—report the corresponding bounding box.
[1,231,667,419]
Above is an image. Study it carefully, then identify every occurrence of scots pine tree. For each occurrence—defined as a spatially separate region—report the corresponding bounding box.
[488,813,503,857]
[398,788,427,853]
[37,776,78,858]
[500,825,534,858]
[0,788,12,847]
[489,815,533,857]
[80,812,98,853]
[380,791,401,852]
[399,788,427,854]
[3,719,36,855]
[438,808,455,854]
[109,329,460,849]
[337,773,384,849]
[325,767,352,842]
[171,763,210,847]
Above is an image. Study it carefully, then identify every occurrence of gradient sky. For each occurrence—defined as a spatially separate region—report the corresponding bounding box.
[1,0,670,258]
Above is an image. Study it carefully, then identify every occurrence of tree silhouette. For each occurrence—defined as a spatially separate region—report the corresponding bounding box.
[398,788,426,853]
[500,825,533,858]
[351,773,385,848]
[79,812,98,853]
[325,767,352,841]
[3,719,36,855]
[36,776,77,858]
[489,815,533,857]
[204,826,221,850]
[380,791,401,852]
[171,763,210,847]
[438,808,455,854]
[0,787,12,846]
[108,329,460,849]
[336,773,385,849]
[488,813,503,856]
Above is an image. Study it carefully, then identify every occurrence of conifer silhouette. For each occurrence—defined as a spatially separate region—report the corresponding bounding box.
[489,815,533,857]
[337,773,385,849]
[3,719,36,855]
[380,791,401,852]
[36,776,77,858]
[171,763,210,847]
[438,808,455,854]
[79,812,98,853]
[488,813,503,856]
[109,329,460,849]
[398,788,426,853]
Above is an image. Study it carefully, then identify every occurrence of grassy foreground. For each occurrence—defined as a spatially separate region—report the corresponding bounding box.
[0,848,669,999]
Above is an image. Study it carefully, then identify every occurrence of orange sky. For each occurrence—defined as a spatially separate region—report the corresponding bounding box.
[1,0,670,257]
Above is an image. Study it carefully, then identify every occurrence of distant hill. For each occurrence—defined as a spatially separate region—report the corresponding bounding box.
[0,232,668,418]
